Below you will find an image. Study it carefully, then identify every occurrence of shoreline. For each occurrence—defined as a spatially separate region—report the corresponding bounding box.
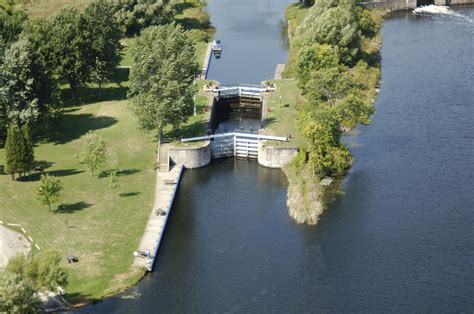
[282,3,383,225]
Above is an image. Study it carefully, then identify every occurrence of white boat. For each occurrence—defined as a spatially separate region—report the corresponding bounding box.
[212,40,222,52]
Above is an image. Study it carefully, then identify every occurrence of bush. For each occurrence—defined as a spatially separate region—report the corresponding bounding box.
[187,29,208,43]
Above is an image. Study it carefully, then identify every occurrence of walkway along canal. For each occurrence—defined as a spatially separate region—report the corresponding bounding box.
[80,3,474,313]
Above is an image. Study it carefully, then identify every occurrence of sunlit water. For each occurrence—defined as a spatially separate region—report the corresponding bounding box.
[80,5,474,313]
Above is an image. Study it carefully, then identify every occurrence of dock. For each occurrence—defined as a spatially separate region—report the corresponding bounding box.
[274,64,286,80]
[201,42,213,79]
[133,164,184,271]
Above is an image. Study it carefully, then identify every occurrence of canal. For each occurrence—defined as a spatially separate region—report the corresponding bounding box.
[81,3,474,313]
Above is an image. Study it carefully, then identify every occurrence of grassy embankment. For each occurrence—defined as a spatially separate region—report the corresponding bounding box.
[0,0,213,305]
[275,3,383,225]
[259,4,309,148]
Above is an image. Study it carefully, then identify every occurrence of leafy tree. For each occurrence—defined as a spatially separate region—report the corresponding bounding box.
[335,93,373,128]
[35,174,63,211]
[128,23,198,142]
[0,273,40,314]
[4,124,34,179]
[50,7,90,98]
[22,123,35,173]
[297,43,339,90]
[6,251,68,291]
[112,0,174,36]
[305,66,355,106]
[82,0,123,98]
[356,7,383,37]
[0,7,27,56]
[297,0,361,65]
[4,125,25,180]
[0,38,39,128]
[21,18,61,119]
[78,131,107,175]
[298,106,351,177]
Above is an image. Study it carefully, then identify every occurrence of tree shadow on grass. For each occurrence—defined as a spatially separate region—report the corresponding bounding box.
[60,68,130,106]
[61,86,129,107]
[173,2,196,14]
[263,116,278,128]
[118,192,140,198]
[33,160,55,171]
[175,17,209,31]
[98,168,140,178]
[39,114,118,145]
[163,120,206,142]
[56,202,92,214]
[21,169,85,182]
[64,292,98,307]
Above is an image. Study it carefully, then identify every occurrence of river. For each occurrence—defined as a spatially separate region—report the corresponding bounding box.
[80,3,474,313]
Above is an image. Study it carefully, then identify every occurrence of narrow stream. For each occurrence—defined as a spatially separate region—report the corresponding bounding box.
[81,4,474,313]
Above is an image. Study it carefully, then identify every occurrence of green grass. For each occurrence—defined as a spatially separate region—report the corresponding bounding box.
[16,0,91,16]
[0,98,156,303]
[264,79,304,147]
[283,4,310,78]
[1,0,212,303]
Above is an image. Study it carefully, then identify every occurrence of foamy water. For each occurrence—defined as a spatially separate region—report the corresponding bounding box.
[413,5,473,23]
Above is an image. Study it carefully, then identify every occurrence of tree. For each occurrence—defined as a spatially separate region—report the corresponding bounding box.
[21,18,61,119]
[6,251,68,292]
[50,8,90,98]
[0,7,27,56]
[297,43,339,90]
[0,38,39,128]
[82,0,123,98]
[78,131,107,175]
[128,23,198,142]
[4,126,25,180]
[35,174,63,211]
[112,0,174,36]
[22,124,35,174]
[296,0,361,65]
[305,66,355,106]
[298,106,351,177]
[0,273,40,314]
[4,124,34,179]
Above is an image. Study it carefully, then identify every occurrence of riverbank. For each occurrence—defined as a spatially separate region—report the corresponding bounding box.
[281,2,383,225]
[0,0,214,306]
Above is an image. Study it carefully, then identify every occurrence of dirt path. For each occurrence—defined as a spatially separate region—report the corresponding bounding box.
[0,226,31,269]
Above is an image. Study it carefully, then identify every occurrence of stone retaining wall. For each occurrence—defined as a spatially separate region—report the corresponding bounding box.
[258,142,298,168]
[168,141,211,169]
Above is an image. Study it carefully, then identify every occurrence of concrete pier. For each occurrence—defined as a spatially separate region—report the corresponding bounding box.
[201,43,213,79]
[274,64,286,80]
[133,165,184,271]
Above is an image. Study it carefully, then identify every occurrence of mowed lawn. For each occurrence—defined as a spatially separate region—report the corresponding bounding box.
[0,100,156,303]
[264,79,305,147]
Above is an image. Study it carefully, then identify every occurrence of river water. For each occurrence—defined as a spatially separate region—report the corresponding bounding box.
[81,4,474,313]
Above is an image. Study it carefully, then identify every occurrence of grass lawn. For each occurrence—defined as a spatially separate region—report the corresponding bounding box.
[263,79,305,147]
[17,0,91,16]
[0,97,156,303]
[0,0,212,304]
[283,4,310,78]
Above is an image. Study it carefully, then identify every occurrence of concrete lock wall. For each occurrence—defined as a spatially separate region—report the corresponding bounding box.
[360,0,416,11]
[447,0,474,4]
[361,0,474,11]
[258,142,298,169]
[168,141,212,169]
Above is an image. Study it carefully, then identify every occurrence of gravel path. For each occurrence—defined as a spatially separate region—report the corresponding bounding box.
[0,226,31,269]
